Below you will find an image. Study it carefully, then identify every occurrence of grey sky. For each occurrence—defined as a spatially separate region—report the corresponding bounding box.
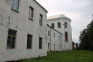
[37,0,93,43]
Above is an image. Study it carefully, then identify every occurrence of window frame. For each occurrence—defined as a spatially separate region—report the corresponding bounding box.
[48,43,50,50]
[51,23,54,28]
[11,0,20,12]
[48,30,50,36]
[7,29,17,49]
[27,34,33,49]
[29,6,34,21]
[58,22,61,28]
[39,37,43,49]
[65,32,68,42]
[39,14,43,26]
[64,22,67,28]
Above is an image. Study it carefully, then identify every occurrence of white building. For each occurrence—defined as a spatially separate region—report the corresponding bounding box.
[47,25,63,51]
[0,0,72,62]
[47,14,72,51]
[0,0,47,62]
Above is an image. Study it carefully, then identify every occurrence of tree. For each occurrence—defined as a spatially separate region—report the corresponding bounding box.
[76,43,78,50]
[79,29,89,50]
[72,41,75,50]
[87,20,93,50]
[79,17,93,50]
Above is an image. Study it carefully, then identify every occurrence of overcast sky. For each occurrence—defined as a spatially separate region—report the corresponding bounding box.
[37,0,93,43]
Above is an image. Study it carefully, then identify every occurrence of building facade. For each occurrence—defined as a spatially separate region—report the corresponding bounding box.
[0,0,72,62]
[47,25,63,51]
[47,14,72,51]
[0,0,47,62]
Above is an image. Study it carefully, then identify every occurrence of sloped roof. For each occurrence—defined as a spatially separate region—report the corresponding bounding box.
[34,0,48,12]
[47,14,70,20]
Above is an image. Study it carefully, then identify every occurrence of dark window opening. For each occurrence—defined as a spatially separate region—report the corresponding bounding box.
[39,14,43,25]
[48,43,50,50]
[65,32,68,42]
[65,22,67,28]
[51,23,54,28]
[39,37,42,49]
[58,22,61,28]
[27,34,33,49]
[48,30,50,36]
[7,29,17,49]
[29,6,34,20]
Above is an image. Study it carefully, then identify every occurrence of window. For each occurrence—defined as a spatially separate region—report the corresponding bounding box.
[7,29,17,49]
[29,6,34,20]
[27,34,33,49]
[39,14,43,25]
[64,22,67,28]
[39,37,42,49]
[48,30,50,36]
[51,23,54,28]
[65,32,68,42]
[11,0,20,11]
[58,22,61,28]
[48,43,50,50]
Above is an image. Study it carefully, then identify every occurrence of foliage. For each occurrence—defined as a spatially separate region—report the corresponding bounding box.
[79,19,93,50]
[72,41,75,50]
[21,50,93,62]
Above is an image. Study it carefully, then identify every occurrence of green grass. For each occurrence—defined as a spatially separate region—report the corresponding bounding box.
[21,50,93,62]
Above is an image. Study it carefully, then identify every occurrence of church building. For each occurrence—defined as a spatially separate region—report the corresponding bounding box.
[47,14,72,51]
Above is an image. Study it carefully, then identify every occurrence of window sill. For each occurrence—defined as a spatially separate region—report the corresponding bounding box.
[39,49,42,50]
[39,24,43,26]
[11,8,19,13]
[6,48,15,49]
[27,48,32,50]
[28,18,34,21]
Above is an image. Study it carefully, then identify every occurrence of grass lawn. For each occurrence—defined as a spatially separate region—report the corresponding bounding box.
[21,50,93,62]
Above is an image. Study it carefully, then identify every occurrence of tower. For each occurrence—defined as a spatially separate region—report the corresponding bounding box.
[47,14,72,51]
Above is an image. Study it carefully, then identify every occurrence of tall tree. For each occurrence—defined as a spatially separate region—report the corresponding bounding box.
[79,29,89,50]
[79,15,93,50]
[87,20,93,50]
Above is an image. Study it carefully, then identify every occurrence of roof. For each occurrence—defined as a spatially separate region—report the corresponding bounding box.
[47,14,71,21]
[34,0,48,13]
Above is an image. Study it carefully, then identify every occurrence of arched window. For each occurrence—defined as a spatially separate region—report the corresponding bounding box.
[51,23,54,28]
[65,22,67,28]
[65,32,68,42]
[58,22,61,28]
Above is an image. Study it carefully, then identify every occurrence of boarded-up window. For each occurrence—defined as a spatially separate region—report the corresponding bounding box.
[11,0,20,11]
[27,34,33,49]
[7,29,17,49]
